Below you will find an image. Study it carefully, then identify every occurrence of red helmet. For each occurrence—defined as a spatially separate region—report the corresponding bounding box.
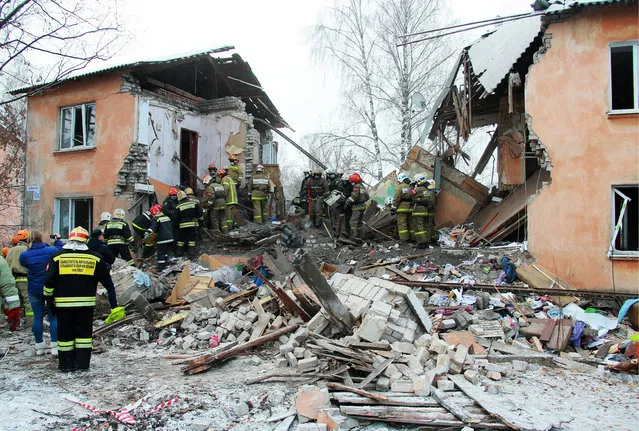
[150,204,163,216]
[229,154,239,164]
[217,168,227,178]
[349,173,362,184]
[168,187,178,196]
[208,163,217,171]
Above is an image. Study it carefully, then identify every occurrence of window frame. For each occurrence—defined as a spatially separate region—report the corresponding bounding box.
[608,40,639,115]
[58,102,96,151]
[608,185,638,259]
[53,197,93,239]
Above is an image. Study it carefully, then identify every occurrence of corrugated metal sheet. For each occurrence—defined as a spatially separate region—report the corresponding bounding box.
[467,16,543,94]
[10,46,234,94]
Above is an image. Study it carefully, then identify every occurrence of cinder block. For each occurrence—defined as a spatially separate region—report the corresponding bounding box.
[357,314,387,342]
[412,375,431,396]
[390,379,414,393]
[437,379,455,391]
[464,369,480,385]
[429,337,449,355]
[512,360,528,372]
[369,300,392,317]
[441,319,456,330]
[405,355,424,375]
[298,356,319,372]
[376,376,391,391]
[435,353,450,375]
[415,347,431,365]
[391,341,416,355]
[453,344,468,366]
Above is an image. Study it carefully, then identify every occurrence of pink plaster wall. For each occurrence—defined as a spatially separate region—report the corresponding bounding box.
[526,5,639,292]
[25,73,135,234]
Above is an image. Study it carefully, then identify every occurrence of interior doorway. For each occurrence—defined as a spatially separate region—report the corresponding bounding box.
[180,128,198,189]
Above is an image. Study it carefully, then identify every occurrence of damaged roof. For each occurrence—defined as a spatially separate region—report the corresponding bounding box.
[10,46,288,129]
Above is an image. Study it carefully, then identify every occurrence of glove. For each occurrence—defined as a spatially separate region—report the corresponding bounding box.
[6,307,20,331]
[45,296,56,316]
[390,206,397,215]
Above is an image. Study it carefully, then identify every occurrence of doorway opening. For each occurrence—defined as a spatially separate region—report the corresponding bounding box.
[180,128,198,189]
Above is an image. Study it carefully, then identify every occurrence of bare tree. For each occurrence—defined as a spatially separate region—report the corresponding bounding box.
[310,0,452,180]
[0,0,123,104]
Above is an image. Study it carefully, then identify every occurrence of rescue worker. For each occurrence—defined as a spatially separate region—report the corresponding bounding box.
[325,169,342,225]
[131,208,154,259]
[306,169,328,227]
[221,169,238,231]
[5,230,31,327]
[2,247,9,257]
[175,190,204,259]
[207,163,218,177]
[87,229,115,268]
[204,175,229,233]
[249,164,270,224]
[344,173,369,243]
[163,187,179,220]
[103,208,135,265]
[44,227,117,372]
[411,174,430,248]
[227,154,243,187]
[391,173,414,242]
[97,212,111,233]
[0,253,20,331]
[299,171,311,214]
[424,179,438,245]
[336,176,353,239]
[146,204,173,271]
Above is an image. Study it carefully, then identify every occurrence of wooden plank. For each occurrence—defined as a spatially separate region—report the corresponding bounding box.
[181,324,300,375]
[357,357,394,389]
[223,288,257,304]
[313,338,375,364]
[349,342,392,351]
[165,264,191,305]
[171,341,238,365]
[332,392,439,407]
[154,311,189,329]
[531,336,544,352]
[539,319,556,342]
[246,265,311,322]
[546,319,573,351]
[449,374,555,431]
[326,382,389,402]
[360,253,431,270]
[293,251,355,333]
[431,387,481,424]
[385,266,417,281]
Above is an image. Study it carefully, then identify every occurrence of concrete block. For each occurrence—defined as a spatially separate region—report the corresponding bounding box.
[441,319,456,330]
[405,289,433,332]
[414,334,432,349]
[512,360,528,372]
[345,296,371,319]
[139,329,149,342]
[271,315,284,329]
[415,347,431,365]
[279,343,294,356]
[485,363,507,373]
[435,354,450,375]
[429,337,449,355]
[383,363,401,378]
[245,310,258,322]
[464,369,480,385]
[487,371,502,381]
[182,335,196,350]
[275,357,289,367]
[298,356,319,372]
[405,355,424,375]
[297,424,328,431]
[292,327,310,345]
[357,314,387,343]
[453,310,472,330]
[390,380,415,393]
[226,333,237,342]
[188,418,212,431]
[395,363,417,379]
[196,331,212,341]
[294,347,307,359]
[376,376,391,391]
[402,329,416,343]
[437,379,455,391]
[285,351,298,367]
[238,305,249,314]
[391,341,416,355]
[412,375,432,396]
[453,344,468,366]
[369,300,392,317]
[406,319,417,331]
[180,312,195,329]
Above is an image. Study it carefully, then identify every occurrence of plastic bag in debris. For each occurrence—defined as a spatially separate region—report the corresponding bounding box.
[429,294,450,307]
[253,266,269,287]
[527,297,544,310]
[452,288,476,306]
[459,254,483,267]
[570,321,586,348]
[211,265,242,284]
[133,269,151,288]
[563,303,618,336]
[228,284,240,293]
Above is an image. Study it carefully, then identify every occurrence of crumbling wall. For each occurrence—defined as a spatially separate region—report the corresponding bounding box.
[115,143,149,199]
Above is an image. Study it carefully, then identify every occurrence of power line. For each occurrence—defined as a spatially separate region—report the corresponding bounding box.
[400,11,535,38]
[397,12,546,47]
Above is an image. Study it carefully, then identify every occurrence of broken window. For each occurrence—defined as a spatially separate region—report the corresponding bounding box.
[54,198,93,238]
[611,186,638,255]
[610,42,639,112]
[59,103,96,150]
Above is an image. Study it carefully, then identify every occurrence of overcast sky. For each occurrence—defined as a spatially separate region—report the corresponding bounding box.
[119,0,533,173]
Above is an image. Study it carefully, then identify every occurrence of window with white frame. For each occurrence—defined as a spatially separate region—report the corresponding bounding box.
[610,186,638,257]
[610,41,639,112]
[54,198,93,239]
[59,103,96,150]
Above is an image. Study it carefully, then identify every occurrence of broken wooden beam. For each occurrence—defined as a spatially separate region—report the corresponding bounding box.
[245,265,311,322]
[356,357,394,389]
[181,324,300,375]
[359,253,431,270]
[325,382,389,402]
[292,249,354,334]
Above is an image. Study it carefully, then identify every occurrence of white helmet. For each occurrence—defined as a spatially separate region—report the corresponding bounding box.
[113,208,126,219]
[100,212,112,222]
[426,179,436,190]
[397,173,409,183]
[256,164,264,172]
[413,173,426,184]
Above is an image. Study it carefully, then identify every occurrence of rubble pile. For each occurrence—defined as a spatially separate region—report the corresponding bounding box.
[88,241,638,430]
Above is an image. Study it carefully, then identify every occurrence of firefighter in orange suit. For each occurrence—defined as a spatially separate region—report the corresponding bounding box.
[44,227,117,372]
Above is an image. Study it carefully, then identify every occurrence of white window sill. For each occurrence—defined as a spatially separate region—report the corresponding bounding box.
[607,109,639,116]
[54,146,97,154]
[608,251,639,260]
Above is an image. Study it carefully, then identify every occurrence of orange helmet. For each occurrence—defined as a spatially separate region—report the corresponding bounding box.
[217,168,227,178]
[68,226,89,243]
[208,163,217,171]
[349,173,362,184]
[150,204,163,217]
[11,236,19,245]
[168,187,178,196]
[16,230,29,242]
[2,247,8,257]
[229,154,239,164]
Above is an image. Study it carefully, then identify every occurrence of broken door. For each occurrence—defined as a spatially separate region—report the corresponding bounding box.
[180,128,198,189]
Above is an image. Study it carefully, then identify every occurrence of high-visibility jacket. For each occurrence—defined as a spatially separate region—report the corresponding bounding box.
[0,256,19,309]
[104,220,134,245]
[228,164,243,185]
[148,214,174,244]
[222,176,238,206]
[176,199,204,229]
[5,241,28,277]
[131,211,152,235]
[206,179,227,210]
[250,172,270,200]
[412,185,434,216]
[392,183,415,212]
[44,249,117,308]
